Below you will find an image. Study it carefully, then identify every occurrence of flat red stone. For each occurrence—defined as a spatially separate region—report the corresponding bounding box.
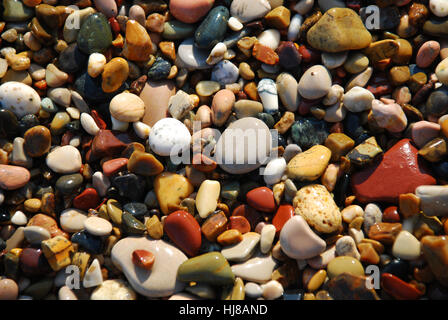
[73,188,101,211]
[351,139,436,203]
[246,187,277,213]
[381,273,423,300]
[228,215,251,234]
[102,158,128,176]
[88,130,131,162]
[272,204,294,234]
[164,210,202,257]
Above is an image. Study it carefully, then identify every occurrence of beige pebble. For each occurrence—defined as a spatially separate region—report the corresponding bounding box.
[196,180,220,219]
[109,92,145,122]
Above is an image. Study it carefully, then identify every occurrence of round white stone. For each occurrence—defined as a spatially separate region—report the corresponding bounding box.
[80,112,100,136]
[263,158,287,185]
[60,208,88,233]
[0,82,41,118]
[257,29,281,50]
[392,230,421,260]
[148,118,191,156]
[430,0,448,17]
[11,211,27,225]
[343,86,375,112]
[46,145,82,174]
[244,282,262,299]
[261,280,284,300]
[84,216,113,236]
[211,60,239,85]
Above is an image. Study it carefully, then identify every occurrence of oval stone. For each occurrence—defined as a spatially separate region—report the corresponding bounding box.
[0,81,41,118]
[164,210,202,257]
[77,13,112,54]
[0,164,30,190]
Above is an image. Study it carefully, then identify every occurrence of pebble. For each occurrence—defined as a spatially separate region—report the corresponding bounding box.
[170,0,214,24]
[258,78,279,113]
[411,121,441,148]
[260,224,276,254]
[352,139,436,203]
[109,92,145,123]
[122,20,153,62]
[178,38,210,70]
[93,0,117,18]
[335,236,360,260]
[231,251,277,283]
[11,211,27,225]
[230,0,271,23]
[83,258,103,288]
[327,256,364,279]
[280,215,326,259]
[77,13,112,55]
[112,237,187,297]
[84,217,112,237]
[258,29,281,50]
[87,53,106,78]
[221,232,260,262]
[154,172,194,215]
[263,158,287,185]
[0,164,30,190]
[416,185,448,217]
[46,146,82,174]
[0,81,41,118]
[343,86,374,112]
[261,280,284,300]
[416,41,440,68]
[164,210,202,257]
[436,57,448,85]
[245,282,263,299]
[58,286,77,300]
[430,0,448,17]
[211,60,239,85]
[392,230,421,260]
[287,13,303,41]
[80,113,100,136]
[286,145,331,181]
[195,180,220,219]
[90,279,137,300]
[298,65,332,99]
[140,81,176,126]
[211,89,235,127]
[371,99,407,133]
[148,118,191,157]
[421,236,448,287]
[276,73,299,112]
[195,6,229,49]
[322,51,348,70]
[60,208,87,233]
[23,226,51,245]
[0,279,19,300]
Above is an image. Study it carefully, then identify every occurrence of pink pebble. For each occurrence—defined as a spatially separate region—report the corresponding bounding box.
[411,120,441,148]
[416,41,441,68]
[169,0,215,24]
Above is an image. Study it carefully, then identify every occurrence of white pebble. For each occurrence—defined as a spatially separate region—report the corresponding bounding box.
[260,224,276,254]
[343,86,375,112]
[11,211,27,225]
[263,157,286,185]
[207,42,227,65]
[84,216,113,237]
[133,121,151,139]
[80,113,100,136]
[261,280,284,300]
[46,145,82,174]
[335,235,361,260]
[430,0,448,17]
[0,189,4,206]
[83,259,103,288]
[392,230,421,260]
[23,226,51,244]
[348,227,364,244]
[111,116,129,132]
[245,282,262,299]
[287,14,303,41]
[92,171,110,197]
[88,53,106,78]
[293,0,314,15]
[66,107,80,120]
[257,29,281,50]
[228,17,243,31]
[69,136,81,148]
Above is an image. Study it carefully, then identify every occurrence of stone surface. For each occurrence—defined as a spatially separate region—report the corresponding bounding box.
[231,251,278,283]
[352,139,436,203]
[298,65,332,100]
[0,82,41,118]
[77,13,112,54]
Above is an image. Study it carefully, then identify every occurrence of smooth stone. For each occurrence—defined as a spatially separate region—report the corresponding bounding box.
[122,211,146,235]
[221,232,260,262]
[59,43,88,74]
[258,78,279,113]
[343,86,374,112]
[140,81,176,127]
[93,0,117,18]
[0,279,19,300]
[112,237,187,297]
[11,137,33,168]
[276,73,299,112]
[11,211,27,225]
[215,117,272,174]
[23,226,51,245]
[164,210,202,257]
[298,65,332,100]
[154,172,194,215]
[325,101,345,122]
[291,118,328,150]
[234,100,263,118]
[327,256,364,279]
[427,86,448,117]
[279,215,326,259]
[127,151,164,177]
[258,29,281,50]
[169,0,214,24]
[47,88,71,108]
[411,121,441,148]
[109,92,145,123]
[177,38,210,70]
[60,208,87,233]
[261,280,283,300]
[46,146,82,174]
[392,231,421,260]
[148,118,191,157]
[286,145,331,181]
[0,109,19,138]
[147,57,171,81]
[163,21,196,40]
[246,186,276,213]
[77,13,112,54]
[195,6,229,49]
[352,139,436,203]
[416,41,440,68]
[307,8,372,52]
[327,273,379,300]
[177,252,235,285]
[263,157,287,185]
[322,51,347,69]
[231,251,278,283]
[293,184,342,233]
[84,217,112,236]
[196,180,220,219]
[58,286,78,300]
[416,185,448,217]
[0,81,41,118]
[260,224,276,254]
[335,236,360,260]
[56,174,84,195]
[83,258,103,288]
[23,125,51,158]
[211,89,235,127]
[371,99,407,133]
[436,58,448,85]
[0,164,30,190]
[91,280,137,300]
[230,0,271,23]
[380,272,423,300]
[245,282,262,299]
[430,0,448,17]
[102,57,129,93]
[211,60,239,85]
[168,90,194,119]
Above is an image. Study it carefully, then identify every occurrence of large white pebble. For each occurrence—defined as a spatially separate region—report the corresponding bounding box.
[343,86,374,112]
[261,280,284,300]
[196,180,220,219]
[263,157,286,185]
[392,230,421,260]
[257,29,281,50]
[430,0,448,17]
[60,208,87,233]
[298,65,332,100]
[80,112,100,136]
[84,216,113,236]
[46,145,82,174]
[0,82,41,118]
[148,118,191,156]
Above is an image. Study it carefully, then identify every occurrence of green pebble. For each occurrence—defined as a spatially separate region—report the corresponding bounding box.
[221,181,240,201]
[77,13,112,54]
[162,21,195,40]
[177,252,235,285]
[122,211,146,235]
[41,97,58,113]
[55,174,83,195]
[3,0,34,22]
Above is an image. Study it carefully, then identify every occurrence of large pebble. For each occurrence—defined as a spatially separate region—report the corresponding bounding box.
[109,92,145,123]
[211,89,235,127]
[286,145,331,181]
[298,65,332,99]
[60,208,87,233]
[112,237,187,297]
[392,231,421,260]
[0,81,41,118]
[416,185,448,217]
[154,172,194,215]
[211,60,239,85]
[170,0,214,24]
[279,215,326,259]
[46,146,82,174]
[164,210,202,257]
[148,118,191,157]
[263,157,287,185]
[371,99,407,133]
[276,73,299,112]
[196,180,220,219]
[0,164,30,190]
[177,38,210,70]
[230,0,271,23]
[430,0,448,17]
[343,86,374,112]
[293,184,342,233]
[91,280,137,300]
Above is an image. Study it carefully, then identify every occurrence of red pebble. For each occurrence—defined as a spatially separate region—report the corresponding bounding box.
[102,158,128,176]
[272,204,294,234]
[108,17,121,35]
[73,188,100,211]
[132,249,155,271]
[246,187,277,213]
[351,139,436,203]
[90,110,107,130]
[298,44,320,64]
[231,204,263,230]
[381,273,423,300]
[228,215,251,234]
[383,206,401,222]
[164,210,202,257]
